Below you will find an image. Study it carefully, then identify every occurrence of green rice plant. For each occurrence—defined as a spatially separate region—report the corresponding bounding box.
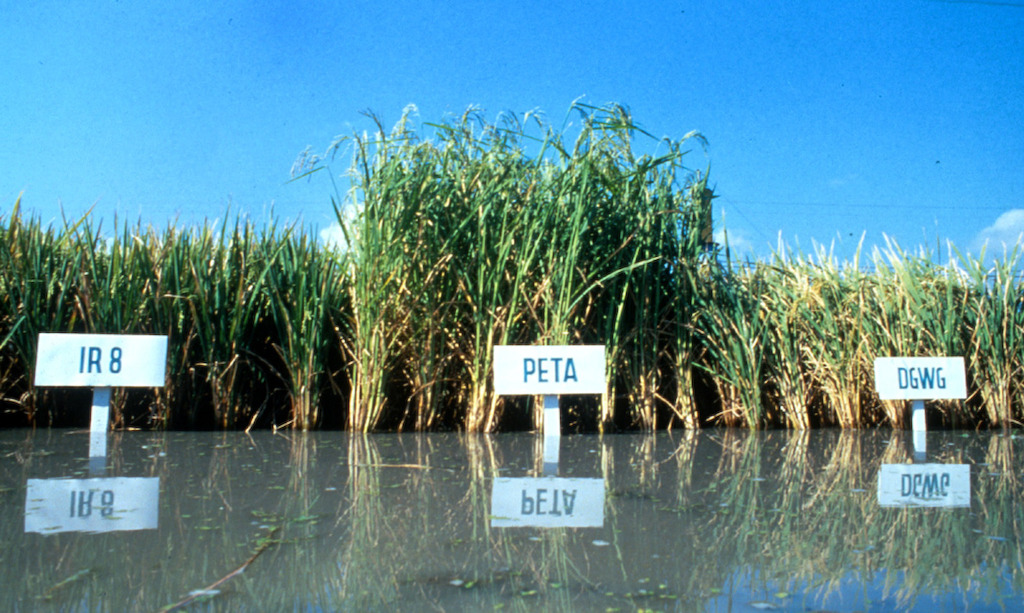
[759,258,815,429]
[437,105,680,430]
[264,226,344,430]
[64,217,166,426]
[313,113,413,431]
[795,245,873,427]
[300,103,711,432]
[957,244,1024,428]
[367,140,463,432]
[864,239,972,426]
[569,113,672,429]
[0,200,87,422]
[154,220,271,428]
[307,106,694,431]
[329,108,498,431]
[663,175,716,429]
[114,224,187,426]
[434,111,542,432]
[527,104,706,430]
[153,223,220,426]
[694,264,768,428]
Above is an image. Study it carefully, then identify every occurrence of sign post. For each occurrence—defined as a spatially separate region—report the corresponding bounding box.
[490,345,607,528]
[493,345,605,474]
[34,333,168,462]
[874,356,967,459]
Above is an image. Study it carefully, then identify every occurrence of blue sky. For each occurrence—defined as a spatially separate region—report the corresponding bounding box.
[3,0,1022,263]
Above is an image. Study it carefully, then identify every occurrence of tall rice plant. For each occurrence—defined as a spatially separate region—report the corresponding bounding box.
[528,104,707,430]
[300,102,709,432]
[440,111,542,432]
[567,106,697,429]
[664,175,715,428]
[334,111,426,431]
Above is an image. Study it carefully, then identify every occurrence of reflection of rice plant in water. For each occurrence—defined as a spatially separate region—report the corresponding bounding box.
[2,430,1022,610]
[658,430,1024,610]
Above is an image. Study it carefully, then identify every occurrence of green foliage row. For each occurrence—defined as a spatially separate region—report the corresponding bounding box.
[701,241,1024,429]
[0,203,345,430]
[1,103,1021,431]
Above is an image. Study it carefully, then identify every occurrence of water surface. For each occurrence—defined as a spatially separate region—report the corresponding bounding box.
[1,428,1021,611]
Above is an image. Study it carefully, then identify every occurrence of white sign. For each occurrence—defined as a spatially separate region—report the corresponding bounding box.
[25,477,160,534]
[34,333,168,388]
[877,464,970,508]
[873,357,966,400]
[491,477,605,528]
[493,345,605,396]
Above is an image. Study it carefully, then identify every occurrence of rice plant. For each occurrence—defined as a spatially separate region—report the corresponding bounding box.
[3,103,1023,431]
[958,244,1024,429]
[694,264,768,427]
[0,201,95,423]
[264,227,344,430]
[796,246,873,427]
[299,102,709,432]
[759,259,815,429]
[864,239,972,426]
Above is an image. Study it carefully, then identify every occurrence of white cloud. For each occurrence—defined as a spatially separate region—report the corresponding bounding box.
[715,227,755,260]
[972,209,1024,253]
[318,202,361,252]
[319,223,349,251]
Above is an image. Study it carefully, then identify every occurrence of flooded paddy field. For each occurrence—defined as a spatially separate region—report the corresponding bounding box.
[2,428,1022,611]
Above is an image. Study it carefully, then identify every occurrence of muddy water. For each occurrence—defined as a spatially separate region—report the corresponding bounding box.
[1,428,1022,611]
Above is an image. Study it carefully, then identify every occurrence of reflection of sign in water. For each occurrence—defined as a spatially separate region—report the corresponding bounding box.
[25,477,160,534]
[877,464,970,508]
[491,477,604,528]
[493,345,605,396]
[873,357,966,400]
[34,333,168,388]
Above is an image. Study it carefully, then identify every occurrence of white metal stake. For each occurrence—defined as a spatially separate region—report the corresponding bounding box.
[543,394,560,436]
[911,399,926,431]
[911,399,927,461]
[542,395,560,475]
[89,387,111,459]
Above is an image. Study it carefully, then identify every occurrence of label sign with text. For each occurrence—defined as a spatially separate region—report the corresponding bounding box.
[877,464,970,508]
[873,356,966,400]
[493,345,605,395]
[34,333,168,388]
[491,477,605,528]
[25,477,160,534]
